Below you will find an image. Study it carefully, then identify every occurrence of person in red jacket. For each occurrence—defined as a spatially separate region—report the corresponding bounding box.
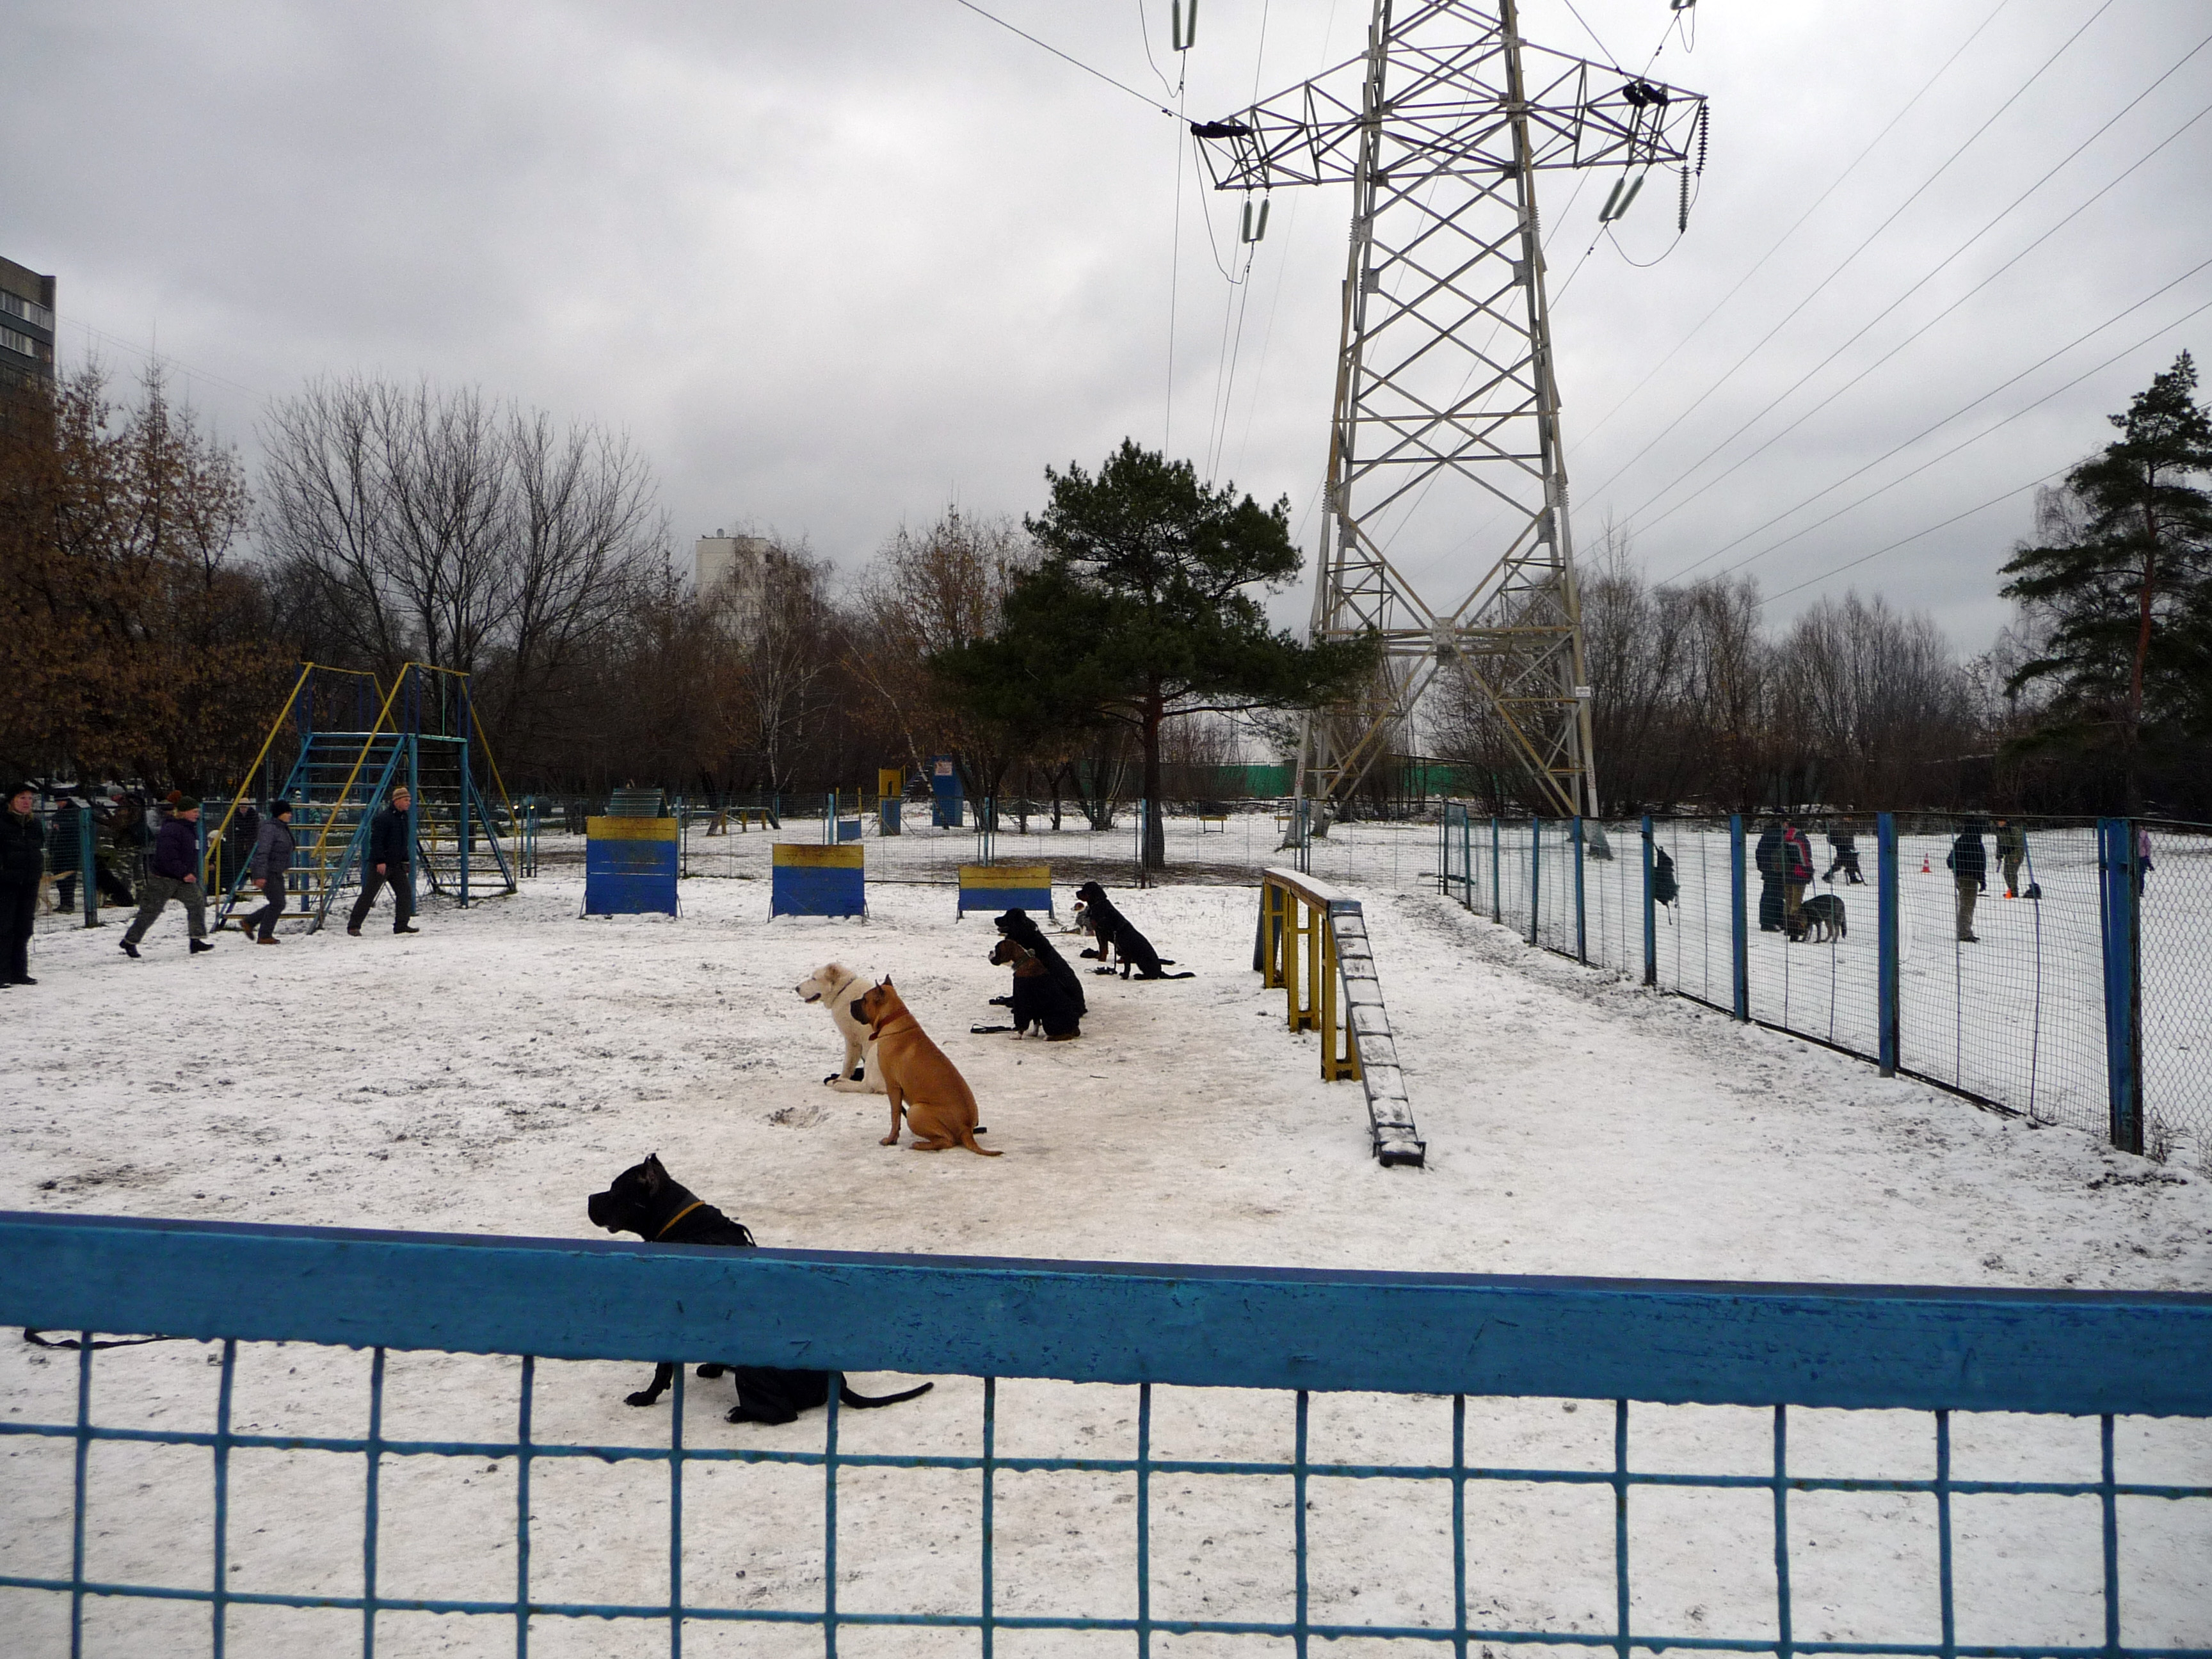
[120,796,215,959]
[1781,815,1815,936]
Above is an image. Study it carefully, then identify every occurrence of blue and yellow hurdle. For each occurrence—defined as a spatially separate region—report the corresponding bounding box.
[773,842,866,918]
[957,863,1052,919]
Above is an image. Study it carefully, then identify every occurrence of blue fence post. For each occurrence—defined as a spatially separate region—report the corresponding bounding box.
[1572,817,1588,965]
[1461,808,1473,912]
[1729,814,1749,1022]
[1490,817,1501,924]
[1528,817,1543,947]
[457,682,472,908]
[1877,814,1899,1077]
[1640,813,1656,988]
[2097,818,2143,1155]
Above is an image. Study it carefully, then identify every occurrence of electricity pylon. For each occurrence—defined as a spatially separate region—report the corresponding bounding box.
[1194,0,1706,815]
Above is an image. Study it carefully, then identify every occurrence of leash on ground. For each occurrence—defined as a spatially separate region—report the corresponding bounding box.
[22,1328,193,1352]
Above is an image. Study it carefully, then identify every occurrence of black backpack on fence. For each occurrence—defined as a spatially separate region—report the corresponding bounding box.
[1651,846,1679,908]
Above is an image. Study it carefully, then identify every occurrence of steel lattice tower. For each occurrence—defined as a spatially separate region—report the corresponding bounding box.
[1195,0,1706,815]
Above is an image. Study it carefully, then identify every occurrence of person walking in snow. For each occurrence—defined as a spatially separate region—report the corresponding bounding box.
[348,785,419,936]
[120,794,214,958]
[1994,817,2027,897]
[1946,818,1988,943]
[1,783,46,986]
[2134,825,2153,898]
[1822,821,1864,885]
[244,798,296,945]
[1754,815,1786,933]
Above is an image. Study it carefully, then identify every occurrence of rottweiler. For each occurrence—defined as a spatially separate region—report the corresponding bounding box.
[984,935,1082,1038]
[991,909,1087,1014]
[1071,881,1192,980]
[586,1155,935,1423]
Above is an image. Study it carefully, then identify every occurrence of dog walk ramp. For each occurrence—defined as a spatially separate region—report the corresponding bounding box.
[1324,902,1424,1166]
[1256,867,1426,1167]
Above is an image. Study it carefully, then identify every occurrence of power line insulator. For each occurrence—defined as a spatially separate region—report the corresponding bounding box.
[1172,0,1198,52]
[1240,197,1271,244]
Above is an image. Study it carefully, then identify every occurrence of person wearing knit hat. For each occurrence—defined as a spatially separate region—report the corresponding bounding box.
[243,799,297,944]
[0,783,44,986]
[120,794,214,959]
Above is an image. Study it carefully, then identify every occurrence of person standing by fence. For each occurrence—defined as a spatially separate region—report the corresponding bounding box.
[348,785,419,936]
[1994,817,2027,897]
[1782,816,1814,933]
[1754,815,1786,933]
[1,783,45,987]
[1947,818,1988,943]
[120,796,214,959]
[244,799,296,945]
[2135,825,2154,897]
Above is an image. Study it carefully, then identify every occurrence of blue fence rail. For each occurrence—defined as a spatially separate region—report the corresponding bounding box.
[2,1212,2209,1656]
[1439,808,2210,1158]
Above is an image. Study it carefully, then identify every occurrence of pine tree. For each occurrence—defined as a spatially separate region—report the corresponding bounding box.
[1998,353,2212,809]
[931,441,1375,869]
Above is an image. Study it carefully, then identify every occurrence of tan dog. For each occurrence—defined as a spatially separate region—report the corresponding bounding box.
[854,977,1000,1157]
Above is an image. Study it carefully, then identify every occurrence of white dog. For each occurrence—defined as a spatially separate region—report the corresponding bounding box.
[796,963,885,1093]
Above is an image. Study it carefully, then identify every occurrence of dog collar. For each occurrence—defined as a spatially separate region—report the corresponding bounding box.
[655,1199,706,1239]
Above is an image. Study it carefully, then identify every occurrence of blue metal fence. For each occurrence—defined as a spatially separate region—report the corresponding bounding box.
[3,1212,2209,1656]
[1440,807,2209,1159]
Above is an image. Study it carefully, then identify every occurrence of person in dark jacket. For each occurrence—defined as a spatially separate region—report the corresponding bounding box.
[348,785,418,936]
[1994,817,2027,897]
[120,795,214,958]
[50,793,83,911]
[1753,816,1786,933]
[244,799,298,944]
[1,783,46,986]
[1823,822,1864,885]
[1945,819,1989,943]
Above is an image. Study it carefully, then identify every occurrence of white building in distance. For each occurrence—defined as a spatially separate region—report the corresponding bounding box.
[695,530,776,632]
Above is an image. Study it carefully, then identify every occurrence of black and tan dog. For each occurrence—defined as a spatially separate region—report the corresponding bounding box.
[981,936,1082,1039]
[586,1155,935,1423]
[1788,892,1847,944]
[991,909,1087,1014]
[1071,881,1192,980]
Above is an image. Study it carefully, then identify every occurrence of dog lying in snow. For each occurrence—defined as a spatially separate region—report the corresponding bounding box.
[796,963,885,1093]
[981,936,1082,1039]
[1071,881,1192,980]
[854,977,1000,1155]
[585,1154,934,1423]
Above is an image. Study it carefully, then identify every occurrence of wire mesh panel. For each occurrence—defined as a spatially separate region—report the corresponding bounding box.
[1652,820,1732,1010]
[1894,817,2109,1135]
[2140,821,2211,1162]
[1740,817,1879,1062]
[4,1217,2209,1659]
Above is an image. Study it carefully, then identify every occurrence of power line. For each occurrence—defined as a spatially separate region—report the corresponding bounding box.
[1755,472,2061,608]
[1662,253,2212,586]
[1737,290,2212,604]
[948,0,1177,118]
[1583,1,2113,508]
[1631,48,2212,552]
[1569,0,2014,455]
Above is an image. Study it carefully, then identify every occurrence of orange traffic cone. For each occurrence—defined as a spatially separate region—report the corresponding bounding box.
[1920,854,1931,874]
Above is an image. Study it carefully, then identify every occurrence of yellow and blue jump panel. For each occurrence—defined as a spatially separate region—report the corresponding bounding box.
[958,863,1052,918]
[773,842,865,918]
[584,816,678,916]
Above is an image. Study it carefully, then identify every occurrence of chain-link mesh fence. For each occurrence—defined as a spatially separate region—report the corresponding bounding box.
[1439,807,2208,1163]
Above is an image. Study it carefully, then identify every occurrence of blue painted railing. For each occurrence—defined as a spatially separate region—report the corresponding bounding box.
[4,1211,2209,1656]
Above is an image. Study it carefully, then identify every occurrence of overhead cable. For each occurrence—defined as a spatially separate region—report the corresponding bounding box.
[1737,287,2212,603]
[1631,47,2212,549]
[1573,0,2015,453]
[1591,0,2104,497]
[1661,251,2212,585]
[949,0,1178,118]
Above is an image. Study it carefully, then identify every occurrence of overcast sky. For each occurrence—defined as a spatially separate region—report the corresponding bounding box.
[8,1,2208,656]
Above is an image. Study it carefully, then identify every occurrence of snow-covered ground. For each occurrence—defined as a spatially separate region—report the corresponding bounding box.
[4,860,2209,1656]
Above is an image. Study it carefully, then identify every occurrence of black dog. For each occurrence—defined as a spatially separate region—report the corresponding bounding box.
[1071,882,1192,980]
[586,1155,934,1425]
[991,910,1087,1014]
[985,936,1082,1038]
